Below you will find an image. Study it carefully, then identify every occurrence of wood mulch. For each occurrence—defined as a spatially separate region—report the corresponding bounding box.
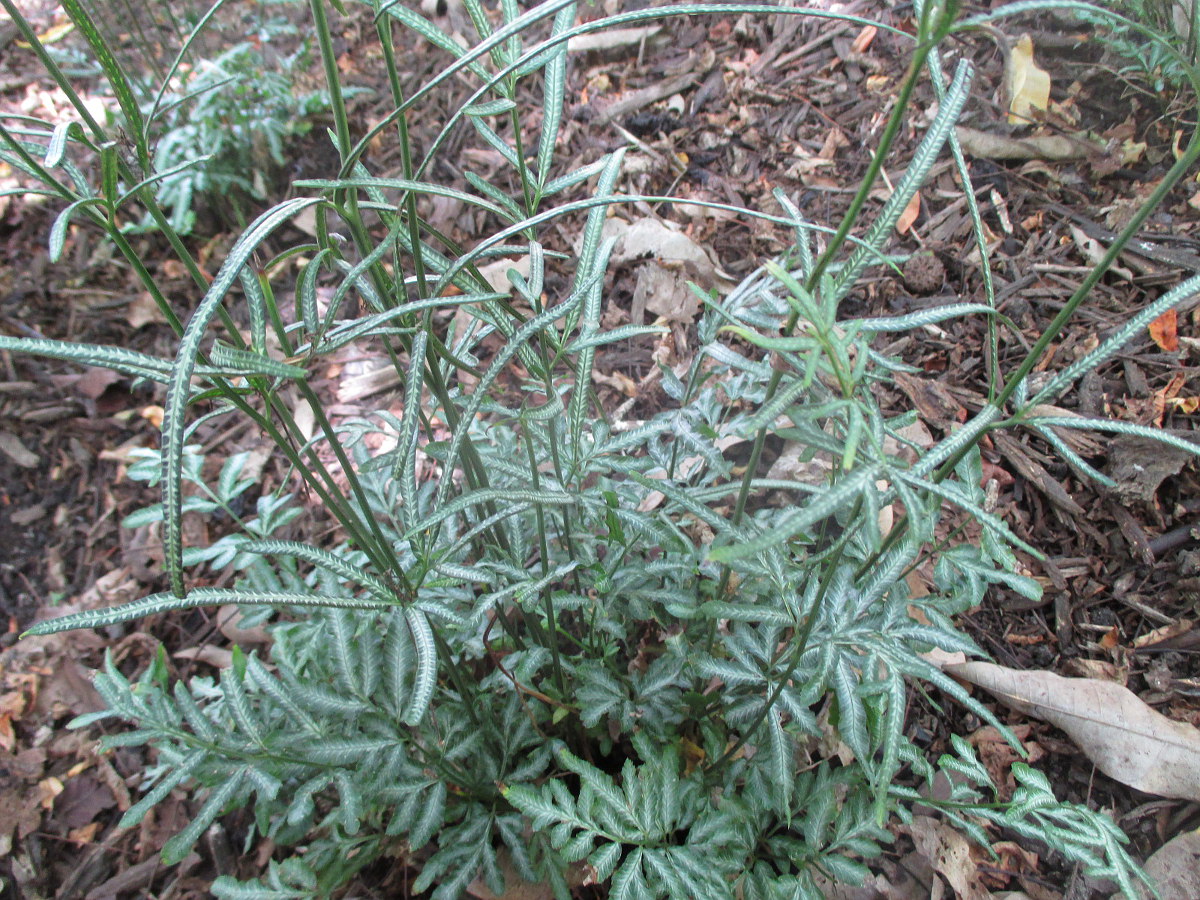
[1,1,1199,897]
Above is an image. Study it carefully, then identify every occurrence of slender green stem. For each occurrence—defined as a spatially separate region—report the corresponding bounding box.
[254,391,400,578]
[116,0,166,83]
[849,111,1200,587]
[803,3,956,294]
[0,0,108,140]
[708,512,856,774]
[0,123,191,341]
[373,11,428,301]
[713,0,959,603]
[310,0,351,156]
[431,629,486,726]
[0,1,218,328]
[723,3,952,549]
[108,232,188,336]
[526,436,566,697]
[508,106,536,228]
[314,8,513,564]
[996,129,1200,411]
[372,41,515,553]
[294,380,414,594]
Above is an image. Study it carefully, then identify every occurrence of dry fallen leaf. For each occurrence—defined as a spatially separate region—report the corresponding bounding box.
[567,25,661,53]
[16,20,74,47]
[215,604,272,646]
[126,291,169,328]
[38,775,64,809]
[1069,224,1134,281]
[1149,309,1180,352]
[466,851,585,900]
[0,431,38,468]
[955,126,1101,161]
[850,24,877,54]
[1129,829,1200,900]
[174,646,236,669]
[903,815,991,900]
[599,217,723,323]
[140,405,165,429]
[1122,139,1148,165]
[943,660,1200,802]
[67,822,102,845]
[895,190,921,235]
[1005,34,1051,124]
[74,366,121,401]
[818,127,850,160]
[477,255,532,295]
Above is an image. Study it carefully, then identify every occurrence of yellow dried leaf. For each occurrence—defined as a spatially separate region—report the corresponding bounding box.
[140,405,165,429]
[850,24,877,54]
[1005,34,1051,124]
[38,776,64,809]
[68,822,102,845]
[1122,139,1147,164]
[16,21,75,48]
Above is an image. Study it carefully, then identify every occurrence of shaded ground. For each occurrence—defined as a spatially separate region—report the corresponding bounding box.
[2,1,1200,897]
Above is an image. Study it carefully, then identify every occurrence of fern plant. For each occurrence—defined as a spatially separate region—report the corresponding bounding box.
[142,31,333,234]
[3,0,1199,896]
[1082,0,1199,95]
[68,0,329,233]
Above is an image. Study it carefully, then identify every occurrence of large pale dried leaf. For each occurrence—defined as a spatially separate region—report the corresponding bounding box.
[812,870,907,899]
[174,646,236,669]
[903,815,991,900]
[215,605,271,646]
[943,661,1200,802]
[75,367,122,400]
[955,126,1100,161]
[477,255,531,295]
[466,852,584,900]
[55,773,116,829]
[125,292,169,328]
[1172,0,1196,42]
[605,217,717,278]
[600,217,722,323]
[290,389,316,442]
[1005,34,1051,124]
[336,359,400,404]
[1130,829,1200,900]
[633,263,699,322]
[568,25,661,53]
[766,442,833,485]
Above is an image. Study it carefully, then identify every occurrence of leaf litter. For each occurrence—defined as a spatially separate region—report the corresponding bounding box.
[2,0,1200,896]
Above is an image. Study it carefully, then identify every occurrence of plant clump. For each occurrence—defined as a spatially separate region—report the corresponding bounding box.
[1,0,1198,897]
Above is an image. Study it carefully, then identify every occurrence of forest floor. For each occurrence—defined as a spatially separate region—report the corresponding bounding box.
[2,1,1200,898]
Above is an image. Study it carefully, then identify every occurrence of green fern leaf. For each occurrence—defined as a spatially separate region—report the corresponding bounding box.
[161,770,247,864]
